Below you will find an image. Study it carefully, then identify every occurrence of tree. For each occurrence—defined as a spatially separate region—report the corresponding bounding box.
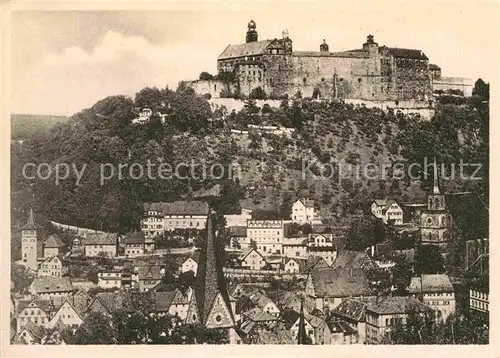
[374,219,385,244]
[248,130,262,150]
[72,312,117,344]
[472,78,489,100]
[392,255,413,295]
[414,245,445,275]
[199,72,215,81]
[249,86,267,100]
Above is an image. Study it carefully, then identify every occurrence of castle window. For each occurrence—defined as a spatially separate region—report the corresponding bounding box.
[303,78,307,85]
[321,78,325,82]
[339,78,344,82]
[358,78,362,83]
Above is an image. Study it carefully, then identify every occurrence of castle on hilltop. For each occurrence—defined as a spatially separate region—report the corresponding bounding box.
[187,20,472,101]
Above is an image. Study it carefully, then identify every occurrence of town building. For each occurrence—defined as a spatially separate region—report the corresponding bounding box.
[82,233,118,257]
[281,308,315,342]
[21,209,41,271]
[331,250,375,270]
[13,321,47,345]
[136,265,163,292]
[307,233,337,266]
[305,267,374,310]
[469,276,489,315]
[420,160,452,247]
[430,66,473,96]
[408,274,456,320]
[330,298,373,344]
[291,198,319,224]
[371,199,404,225]
[47,299,85,330]
[239,248,267,270]
[97,269,123,289]
[226,226,249,249]
[42,235,65,258]
[283,237,308,258]
[365,296,431,344]
[37,256,66,278]
[29,277,73,300]
[327,319,359,344]
[246,219,284,256]
[16,299,54,332]
[141,200,209,237]
[284,257,306,273]
[155,288,193,322]
[181,256,199,275]
[224,208,253,227]
[124,232,146,257]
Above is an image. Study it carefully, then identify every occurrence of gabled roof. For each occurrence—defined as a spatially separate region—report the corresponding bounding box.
[367,296,432,315]
[310,268,373,298]
[144,201,209,216]
[331,250,374,270]
[382,200,401,215]
[327,319,357,335]
[40,255,62,266]
[304,256,330,273]
[44,235,65,248]
[218,40,274,60]
[123,232,145,245]
[21,208,41,230]
[154,290,177,312]
[281,309,301,330]
[242,307,277,322]
[373,199,387,207]
[408,274,454,294]
[429,63,441,70]
[137,265,162,281]
[17,298,55,315]
[31,277,73,293]
[22,321,46,341]
[82,232,117,246]
[249,291,277,311]
[240,248,264,261]
[330,298,369,322]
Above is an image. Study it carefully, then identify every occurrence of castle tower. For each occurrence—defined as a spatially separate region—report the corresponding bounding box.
[246,19,258,43]
[21,208,40,271]
[194,209,238,342]
[282,29,293,54]
[320,39,329,53]
[363,34,379,53]
[420,158,451,247]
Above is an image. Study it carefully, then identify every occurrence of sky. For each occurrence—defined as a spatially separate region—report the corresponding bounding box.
[10,3,500,116]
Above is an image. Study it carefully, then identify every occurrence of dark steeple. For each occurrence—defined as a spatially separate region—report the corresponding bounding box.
[21,208,40,230]
[246,19,258,43]
[195,208,234,327]
[297,295,309,344]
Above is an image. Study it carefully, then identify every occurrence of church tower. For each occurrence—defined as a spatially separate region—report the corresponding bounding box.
[21,208,40,271]
[194,208,239,342]
[246,19,258,43]
[420,159,451,248]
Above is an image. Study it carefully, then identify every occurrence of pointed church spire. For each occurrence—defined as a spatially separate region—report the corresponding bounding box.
[195,207,234,327]
[433,157,441,195]
[21,208,39,230]
[297,295,309,345]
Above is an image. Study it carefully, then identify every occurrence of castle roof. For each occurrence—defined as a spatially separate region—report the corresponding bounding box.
[21,208,41,230]
[144,201,209,216]
[218,40,273,60]
[384,47,428,60]
[293,50,369,58]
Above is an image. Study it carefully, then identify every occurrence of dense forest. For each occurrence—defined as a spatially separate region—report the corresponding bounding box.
[10,80,489,235]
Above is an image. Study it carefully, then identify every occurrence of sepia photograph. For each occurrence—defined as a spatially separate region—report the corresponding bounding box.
[2,1,497,353]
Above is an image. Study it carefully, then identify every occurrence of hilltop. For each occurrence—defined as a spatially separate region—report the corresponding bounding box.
[11,114,70,140]
[10,85,489,233]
